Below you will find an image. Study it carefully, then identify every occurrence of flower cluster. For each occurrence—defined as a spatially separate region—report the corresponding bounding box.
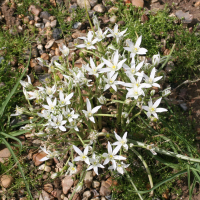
[11,15,170,178]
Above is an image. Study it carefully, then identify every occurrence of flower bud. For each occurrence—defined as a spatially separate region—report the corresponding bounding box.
[150,89,155,96]
[152,53,160,66]
[97,95,107,104]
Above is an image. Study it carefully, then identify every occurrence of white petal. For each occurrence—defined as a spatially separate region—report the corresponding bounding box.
[86,98,92,111]
[156,108,167,113]
[135,35,142,47]
[73,145,83,156]
[153,98,162,108]
[91,106,101,114]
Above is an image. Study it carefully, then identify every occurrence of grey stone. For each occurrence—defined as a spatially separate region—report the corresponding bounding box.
[50,20,57,28]
[83,190,92,198]
[40,11,51,20]
[38,74,51,82]
[93,4,106,13]
[52,28,62,40]
[84,171,93,188]
[92,181,100,188]
[109,15,117,24]
[69,4,78,12]
[77,0,91,10]
[35,23,44,28]
[45,21,51,28]
[73,22,82,29]
[89,0,98,7]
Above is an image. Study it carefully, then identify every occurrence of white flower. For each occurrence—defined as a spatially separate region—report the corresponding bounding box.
[123,59,144,77]
[66,162,77,175]
[45,85,56,98]
[152,53,160,66]
[112,132,128,151]
[37,110,52,120]
[11,105,25,116]
[59,91,74,107]
[97,95,107,104]
[87,154,104,175]
[162,87,171,97]
[144,67,162,88]
[93,15,100,29]
[83,57,104,78]
[82,98,101,123]
[107,24,127,44]
[43,97,57,113]
[39,146,59,161]
[109,161,130,174]
[99,50,126,77]
[54,61,67,72]
[59,44,69,56]
[62,107,79,122]
[126,86,144,100]
[20,75,32,89]
[73,145,90,165]
[103,72,120,92]
[124,36,147,58]
[66,120,79,131]
[102,142,126,170]
[49,114,67,131]
[142,97,167,119]
[77,31,98,50]
[122,112,129,118]
[95,28,108,42]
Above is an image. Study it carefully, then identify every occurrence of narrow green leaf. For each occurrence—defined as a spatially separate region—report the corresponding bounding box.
[2,138,33,199]
[129,169,187,194]
[0,48,31,118]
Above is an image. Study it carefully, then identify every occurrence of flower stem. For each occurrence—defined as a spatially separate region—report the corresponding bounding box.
[131,148,154,196]
[125,170,144,200]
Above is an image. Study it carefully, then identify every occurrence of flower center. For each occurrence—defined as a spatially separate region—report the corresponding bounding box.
[109,79,114,84]
[88,112,92,117]
[150,107,155,112]
[112,65,116,70]
[109,154,113,159]
[86,42,91,46]
[81,155,86,160]
[120,139,125,145]
[131,68,135,73]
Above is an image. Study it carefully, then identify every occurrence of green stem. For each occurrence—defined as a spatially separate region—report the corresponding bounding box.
[131,148,154,196]
[129,139,200,163]
[125,170,144,200]
[117,103,123,126]
[75,131,85,145]
[94,113,117,117]
[2,138,33,199]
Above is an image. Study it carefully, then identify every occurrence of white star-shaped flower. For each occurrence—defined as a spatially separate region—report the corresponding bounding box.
[73,145,90,165]
[102,142,126,170]
[82,98,101,123]
[112,132,128,151]
[142,97,167,119]
[87,154,104,175]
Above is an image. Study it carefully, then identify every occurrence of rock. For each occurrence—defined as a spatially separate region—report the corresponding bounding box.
[29,20,35,25]
[109,15,117,24]
[99,180,111,196]
[84,171,93,188]
[117,20,125,26]
[195,1,200,7]
[62,175,74,195]
[50,20,57,28]
[92,181,100,189]
[39,190,54,200]
[72,31,87,39]
[45,39,56,49]
[23,16,30,24]
[45,21,51,28]
[28,5,42,16]
[40,11,51,20]
[175,10,193,24]
[77,0,91,10]
[0,148,11,163]
[49,16,56,21]
[73,22,82,29]
[108,6,118,13]
[89,0,98,7]
[44,183,54,193]
[52,28,62,40]
[69,4,78,12]
[33,151,48,166]
[41,53,50,60]
[131,0,144,7]
[32,47,39,57]
[93,4,106,13]
[83,190,92,198]
[0,175,13,188]
[35,23,45,28]
[38,164,51,172]
[54,48,61,56]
